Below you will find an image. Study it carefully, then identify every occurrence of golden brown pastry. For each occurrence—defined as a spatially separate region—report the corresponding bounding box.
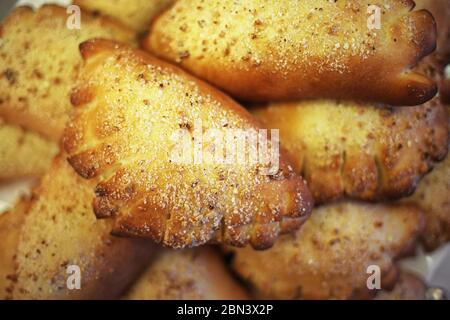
[144,0,437,106]
[401,120,450,251]
[0,198,30,300]
[417,0,450,104]
[63,39,313,250]
[397,56,450,250]
[375,271,426,300]
[125,246,249,300]
[415,0,450,65]
[231,201,424,300]
[73,0,174,33]
[252,97,448,203]
[0,156,154,300]
[0,5,135,141]
[0,119,58,180]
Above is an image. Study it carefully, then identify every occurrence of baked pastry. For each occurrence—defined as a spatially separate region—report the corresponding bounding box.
[375,271,426,300]
[63,39,313,250]
[73,0,174,33]
[404,154,450,251]
[400,107,449,251]
[0,198,30,300]
[0,119,57,180]
[144,0,437,106]
[415,0,450,104]
[415,0,450,66]
[0,157,154,299]
[0,5,135,141]
[252,97,448,203]
[125,246,249,300]
[230,201,424,300]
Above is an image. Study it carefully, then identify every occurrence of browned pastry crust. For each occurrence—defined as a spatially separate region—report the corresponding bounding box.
[0,198,30,300]
[231,202,424,300]
[415,0,450,66]
[399,55,450,250]
[0,5,135,141]
[144,0,437,106]
[375,271,426,300]
[401,104,450,251]
[73,0,174,33]
[0,156,154,300]
[125,246,249,300]
[0,118,58,180]
[405,156,450,251]
[63,39,313,250]
[252,96,448,203]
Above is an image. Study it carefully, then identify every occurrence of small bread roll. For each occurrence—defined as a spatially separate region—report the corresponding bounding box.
[0,5,135,141]
[144,0,437,106]
[125,247,249,300]
[231,202,424,300]
[63,39,313,250]
[0,156,154,300]
[252,97,448,203]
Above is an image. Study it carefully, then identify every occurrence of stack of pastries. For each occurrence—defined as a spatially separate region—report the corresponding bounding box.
[0,0,448,300]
